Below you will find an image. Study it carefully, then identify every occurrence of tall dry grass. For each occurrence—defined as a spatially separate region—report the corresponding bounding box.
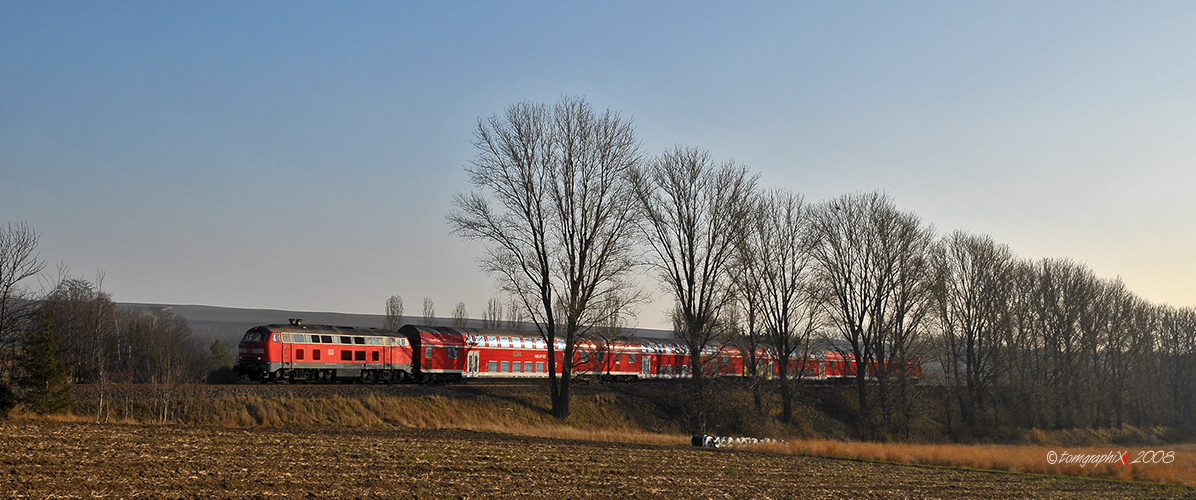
[173,392,687,447]
[757,439,1196,486]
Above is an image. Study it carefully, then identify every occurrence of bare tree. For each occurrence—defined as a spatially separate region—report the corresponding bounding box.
[422,297,436,326]
[483,298,503,329]
[452,302,468,327]
[1159,306,1196,431]
[506,299,526,331]
[631,146,757,382]
[117,307,199,422]
[0,221,45,380]
[930,231,1015,438]
[738,189,818,423]
[385,295,404,330]
[449,96,643,420]
[808,192,934,437]
[729,270,768,411]
[593,290,635,378]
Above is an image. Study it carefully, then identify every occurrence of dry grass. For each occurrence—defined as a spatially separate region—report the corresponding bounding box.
[757,439,1196,486]
[176,392,688,447]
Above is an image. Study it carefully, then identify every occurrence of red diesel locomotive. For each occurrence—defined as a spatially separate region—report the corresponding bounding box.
[234,320,413,383]
[235,322,921,383]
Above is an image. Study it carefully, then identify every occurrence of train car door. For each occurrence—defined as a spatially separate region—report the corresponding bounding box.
[282,340,292,370]
[642,356,650,377]
[467,351,479,377]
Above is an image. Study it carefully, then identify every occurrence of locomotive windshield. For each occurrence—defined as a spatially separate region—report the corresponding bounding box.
[241,331,268,343]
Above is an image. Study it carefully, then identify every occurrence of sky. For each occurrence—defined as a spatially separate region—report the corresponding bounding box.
[2,1,1194,329]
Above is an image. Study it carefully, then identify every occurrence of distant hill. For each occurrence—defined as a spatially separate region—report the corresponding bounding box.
[116,303,676,349]
[117,303,397,349]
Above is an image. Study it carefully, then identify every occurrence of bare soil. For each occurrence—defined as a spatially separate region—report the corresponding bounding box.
[2,421,1192,499]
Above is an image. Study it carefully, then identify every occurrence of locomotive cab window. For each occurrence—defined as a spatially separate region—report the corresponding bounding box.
[448,347,458,359]
[272,333,280,343]
[241,331,268,343]
[425,346,433,359]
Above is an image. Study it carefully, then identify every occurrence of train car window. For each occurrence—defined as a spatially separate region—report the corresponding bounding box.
[338,336,350,344]
[499,337,509,345]
[488,361,497,372]
[536,362,544,373]
[281,334,291,342]
[354,337,365,345]
[500,361,509,372]
[313,349,321,360]
[321,335,333,343]
[296,349,304,360]
[425,346,432,359]
[448,347,458,359]
[372,351,379,361]
[487,336,497,345]
[355,350,365,361]
[512,361,521,372]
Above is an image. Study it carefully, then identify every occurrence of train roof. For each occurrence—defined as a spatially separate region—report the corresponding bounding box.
[253,323,399,337]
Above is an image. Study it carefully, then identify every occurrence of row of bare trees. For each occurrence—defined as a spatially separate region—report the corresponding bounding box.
[448,97,1196,440]
[933,234,1196,439]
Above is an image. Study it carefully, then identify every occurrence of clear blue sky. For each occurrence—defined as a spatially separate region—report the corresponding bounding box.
[2,2,1194,328]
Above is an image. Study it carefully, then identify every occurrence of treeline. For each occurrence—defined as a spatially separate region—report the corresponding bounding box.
[449,96,1196,441]
[0,222,231,417]
[931,237,1196,440]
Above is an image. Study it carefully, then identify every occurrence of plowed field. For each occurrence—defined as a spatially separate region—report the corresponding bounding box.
[1,421,1191,499]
